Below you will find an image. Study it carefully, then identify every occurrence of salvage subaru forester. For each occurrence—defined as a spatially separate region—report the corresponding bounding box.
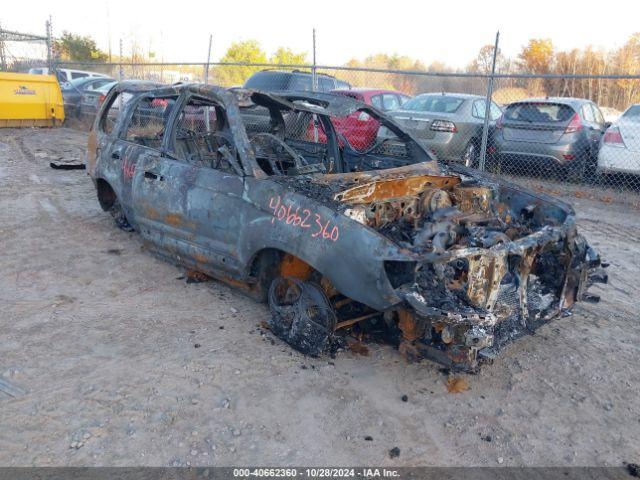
[86,82,607,372]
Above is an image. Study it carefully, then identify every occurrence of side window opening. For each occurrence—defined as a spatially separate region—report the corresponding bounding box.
[581,104,595,123]
[124,95,177,148]
[100,92,132,136]
[381,94,400,111]
[173,97,241,175]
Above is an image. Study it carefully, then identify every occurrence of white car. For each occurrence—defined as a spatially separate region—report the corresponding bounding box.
[597,104,640,176]
[28,67,109,83]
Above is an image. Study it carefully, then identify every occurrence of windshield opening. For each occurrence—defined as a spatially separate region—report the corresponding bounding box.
[238,95,433,177]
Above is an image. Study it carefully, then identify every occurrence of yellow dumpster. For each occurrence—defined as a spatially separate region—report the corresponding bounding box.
[0,72,65,127]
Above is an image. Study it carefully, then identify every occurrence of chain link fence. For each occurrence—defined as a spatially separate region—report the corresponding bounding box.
[0,25,51,72]
[0,29,636,208]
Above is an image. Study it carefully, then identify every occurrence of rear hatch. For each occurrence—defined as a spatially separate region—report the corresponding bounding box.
[502,102,576,144]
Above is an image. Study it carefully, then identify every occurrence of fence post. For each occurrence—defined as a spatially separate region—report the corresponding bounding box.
[118,38,123,81]
[0,24,7,71]
[45,17,53,73]
[479,31,499,172]
[204,34,212,85]
[312,28,317,92]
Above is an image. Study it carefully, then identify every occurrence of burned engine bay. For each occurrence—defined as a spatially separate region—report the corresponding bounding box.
[273,165,608,371]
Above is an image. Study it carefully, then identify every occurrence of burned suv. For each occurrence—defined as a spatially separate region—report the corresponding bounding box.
[86,82,606,372]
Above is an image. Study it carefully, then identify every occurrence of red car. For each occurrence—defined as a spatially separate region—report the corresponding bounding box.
[307,88,411,150]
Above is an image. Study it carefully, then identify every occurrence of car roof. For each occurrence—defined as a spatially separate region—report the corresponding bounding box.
[414,92,484,100]
[513,97,591,108]
[254,69,336,79]
[332,88,406,96]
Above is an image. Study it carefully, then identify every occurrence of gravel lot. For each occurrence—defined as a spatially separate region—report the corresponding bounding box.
[1,127,639,467]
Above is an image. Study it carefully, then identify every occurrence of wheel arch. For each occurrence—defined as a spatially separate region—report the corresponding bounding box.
[95,178,117,211]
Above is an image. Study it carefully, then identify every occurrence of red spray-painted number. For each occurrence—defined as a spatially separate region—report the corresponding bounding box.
[268,195,339,242]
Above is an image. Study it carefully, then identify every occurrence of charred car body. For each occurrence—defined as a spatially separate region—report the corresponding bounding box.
[86,82,607,372]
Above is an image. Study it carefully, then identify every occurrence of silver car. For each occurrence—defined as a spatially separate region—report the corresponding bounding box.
[384,93,502,167]
[494,98,607,181]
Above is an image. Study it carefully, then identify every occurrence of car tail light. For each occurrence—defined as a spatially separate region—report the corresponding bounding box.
[430,119,457,133]
[564,113,583,133]
[98,94,106,105]
[603,126,625,147]
[562,154,576,160]
[495,114,504,130]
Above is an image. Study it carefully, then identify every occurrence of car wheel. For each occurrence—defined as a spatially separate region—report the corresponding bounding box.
[110,197,134,232]
[268,277,336,357]
[463,141,478,168]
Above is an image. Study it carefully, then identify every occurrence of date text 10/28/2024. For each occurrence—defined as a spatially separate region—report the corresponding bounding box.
[269,195,339,243]
[233,468,401,478]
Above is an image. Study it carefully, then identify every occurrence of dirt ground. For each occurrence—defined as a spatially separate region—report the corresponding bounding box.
[1,127,639,468]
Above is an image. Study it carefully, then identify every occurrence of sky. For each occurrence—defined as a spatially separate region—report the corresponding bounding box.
[2,0,639,67]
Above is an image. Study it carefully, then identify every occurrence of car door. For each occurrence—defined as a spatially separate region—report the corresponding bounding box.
[581,103,602,157]
[590,103,607,151]
[134,93,245,274]
[121,93,185,255]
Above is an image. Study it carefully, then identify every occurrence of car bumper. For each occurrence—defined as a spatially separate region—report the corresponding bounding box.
[414,134,465,162]
[597,145,640,174]
[497,139,587,166]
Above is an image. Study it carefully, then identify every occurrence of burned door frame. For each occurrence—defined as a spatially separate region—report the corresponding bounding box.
[121,91,195,259]
[132,92,244,274]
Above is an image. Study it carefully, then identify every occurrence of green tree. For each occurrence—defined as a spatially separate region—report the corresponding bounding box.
[214,40,268,86]
[54,32,107,62]
[269,47,307,66]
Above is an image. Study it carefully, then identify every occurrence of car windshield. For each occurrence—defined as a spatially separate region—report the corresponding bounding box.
[622,105,640,119]
[401,95,464,113]
[505,102,575,123]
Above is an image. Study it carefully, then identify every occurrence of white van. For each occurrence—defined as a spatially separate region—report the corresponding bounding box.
[28,68,109,84]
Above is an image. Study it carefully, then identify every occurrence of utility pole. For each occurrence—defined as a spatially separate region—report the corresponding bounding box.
[204,34,212,85]
[106,1,112,62]
[479,31,499,172]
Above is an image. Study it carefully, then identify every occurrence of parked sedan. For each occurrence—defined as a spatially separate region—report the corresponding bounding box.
[61,76,114,118]
[597,104,640,177]
[307,88,411,150]
[384,93,502,167]
[80,81,117,122]
[494,97,607,180]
